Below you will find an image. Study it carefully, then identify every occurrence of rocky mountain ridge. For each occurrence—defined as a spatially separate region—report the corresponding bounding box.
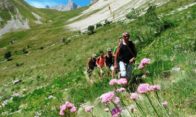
[51,0,79,11]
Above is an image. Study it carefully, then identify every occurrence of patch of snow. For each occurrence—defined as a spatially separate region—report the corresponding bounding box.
[32,12,42,24]
[67,0,168,32]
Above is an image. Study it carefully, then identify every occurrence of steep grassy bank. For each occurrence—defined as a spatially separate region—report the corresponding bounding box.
[0,0,195,116]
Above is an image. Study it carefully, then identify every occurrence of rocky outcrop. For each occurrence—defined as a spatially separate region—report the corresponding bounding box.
[0,9,30,37]
[51,0,79,11]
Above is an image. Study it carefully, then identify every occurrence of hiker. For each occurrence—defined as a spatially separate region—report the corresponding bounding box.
[87,54,97,77]
[96,51,106,79]
[114,32,137,79]
[105,48,115,78]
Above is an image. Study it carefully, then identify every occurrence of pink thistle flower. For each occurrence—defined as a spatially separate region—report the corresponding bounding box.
[111,107,122,117]
[109,79,118,86]
[162,101,168,108]
[59,104,67,116]
[116,88,126,93]
[100,92,115,104]
[59,101,76,115]
[65,101,74,109]
[60,104,67,111]
[59,110,65,116]
[70,106,77,112]
[149,85,161,91]
[117,78,128,85]
[138,64,144,69]
[130,93,139,101]
[138,58,151,69]
[113,97,120,104]
[84,106,94,112]
[137,83,150,94]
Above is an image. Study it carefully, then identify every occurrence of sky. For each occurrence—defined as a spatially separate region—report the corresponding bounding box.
[25,0,91,8]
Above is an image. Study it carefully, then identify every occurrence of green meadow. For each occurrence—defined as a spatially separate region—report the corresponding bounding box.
[0,0,195,116]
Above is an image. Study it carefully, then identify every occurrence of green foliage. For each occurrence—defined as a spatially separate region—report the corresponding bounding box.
[22,48,29,54]
[104,19,111,25]
[16,62,24,67]
[69,78,111,106]
[62,37,71,45]
[126,8,140,19]
[87,25,95,35]
[0,0,195,116]
[4,51,12,61]
[96,23,102,29]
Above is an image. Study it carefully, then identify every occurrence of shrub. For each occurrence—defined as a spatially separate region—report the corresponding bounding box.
[16,62,24,67]
[104,20,111,25]
[62,37,71,45]
[87,25,95,35]
[40,46,44,50]
[4,51,12,61]
[22,48,28,54]
[126,8,140,19]
[96,23,102,28]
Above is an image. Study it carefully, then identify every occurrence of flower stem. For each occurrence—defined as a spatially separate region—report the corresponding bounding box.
[91,111,95,117]
[155,92,161,103]
[118,97,132,117]
[106,104,112,116]
[135,101,146,117]
[154,92,170,117]
[145,94,160,117]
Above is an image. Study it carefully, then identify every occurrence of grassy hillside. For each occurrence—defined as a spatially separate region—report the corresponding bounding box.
[0,0,195,116]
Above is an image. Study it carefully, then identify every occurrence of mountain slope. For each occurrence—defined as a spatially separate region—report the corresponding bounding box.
[0,0,38,36]
[67,0,168,31]
[51,0,79,11]
[0,0,195,116]
[0,0,62,36]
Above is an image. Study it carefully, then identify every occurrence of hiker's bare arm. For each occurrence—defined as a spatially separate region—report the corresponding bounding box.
[114,47,120,69]
[129,57,135,64]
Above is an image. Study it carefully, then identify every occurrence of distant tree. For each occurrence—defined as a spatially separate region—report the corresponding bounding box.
[4,51,12,61]
[96,23,102,29]
[87,25,95,34]
[104,20,111,25]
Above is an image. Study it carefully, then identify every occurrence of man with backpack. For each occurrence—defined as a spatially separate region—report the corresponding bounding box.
[114,32,137,79]
[87,54,97,77]
[105,48,115,78]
